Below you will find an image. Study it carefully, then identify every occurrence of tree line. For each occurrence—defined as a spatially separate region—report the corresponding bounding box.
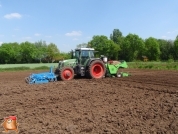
[0,40,70,64]
[0,28,178,64]
[84,29,178,61]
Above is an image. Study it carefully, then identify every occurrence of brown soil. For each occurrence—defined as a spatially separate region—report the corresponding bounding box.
[0,69,178,134]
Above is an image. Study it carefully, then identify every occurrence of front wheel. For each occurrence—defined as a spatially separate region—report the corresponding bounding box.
[59,67,74,81]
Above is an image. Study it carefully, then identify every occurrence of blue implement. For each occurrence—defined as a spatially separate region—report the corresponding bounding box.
[25,66,57,84]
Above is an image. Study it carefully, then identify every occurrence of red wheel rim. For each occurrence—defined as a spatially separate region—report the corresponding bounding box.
[91,63,104,78]
[62,69,73,80]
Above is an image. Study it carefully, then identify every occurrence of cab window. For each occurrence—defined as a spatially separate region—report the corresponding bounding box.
[81,50,89,58]
[89,51,94,58]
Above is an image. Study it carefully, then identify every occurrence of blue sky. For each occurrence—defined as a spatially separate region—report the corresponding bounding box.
[0,0,178,52]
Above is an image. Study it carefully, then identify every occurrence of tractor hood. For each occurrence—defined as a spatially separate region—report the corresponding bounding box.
[58,59,77,68]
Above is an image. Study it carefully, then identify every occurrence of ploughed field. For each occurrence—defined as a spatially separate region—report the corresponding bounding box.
[0,69,177,133]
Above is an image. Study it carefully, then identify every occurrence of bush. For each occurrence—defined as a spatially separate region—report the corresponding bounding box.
[145,64,153,69]
[167,59,174,63]
[174,65,178,70]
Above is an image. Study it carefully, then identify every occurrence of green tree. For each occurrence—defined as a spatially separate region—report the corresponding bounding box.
[46,43,60,62]
[10,42,22,63]
[119,33,145,61]
[173,35,178,60]
[110,29,122,44]
[145,37,161,61]
[158,39,174,61]
[34,40,48,63]
[52,52,71,62]
[0,43,12,64]
[110,29,125,60]
[88,35,120,60]
[59,52,71,59]
[20,41,37,63]
[0,42,21,64]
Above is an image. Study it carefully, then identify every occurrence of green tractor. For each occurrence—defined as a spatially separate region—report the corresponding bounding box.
[54,47,129,81]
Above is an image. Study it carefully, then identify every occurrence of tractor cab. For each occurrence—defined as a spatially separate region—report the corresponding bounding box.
[72,48,95,65]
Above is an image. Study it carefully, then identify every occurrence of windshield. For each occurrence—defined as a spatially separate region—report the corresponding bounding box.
[81,50,89,58]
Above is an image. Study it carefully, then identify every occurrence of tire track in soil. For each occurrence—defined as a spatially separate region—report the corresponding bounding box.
[117,78,178,94]
[115,69,178,94]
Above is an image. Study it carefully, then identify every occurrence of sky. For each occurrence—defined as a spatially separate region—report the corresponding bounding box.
[0,0,178,52]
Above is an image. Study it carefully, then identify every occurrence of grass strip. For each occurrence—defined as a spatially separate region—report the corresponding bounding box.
[0,66,50,72]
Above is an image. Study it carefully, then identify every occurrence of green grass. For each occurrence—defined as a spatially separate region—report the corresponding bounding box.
[0,63,58,72]
[0,63,58,69]
[127,61,178,70]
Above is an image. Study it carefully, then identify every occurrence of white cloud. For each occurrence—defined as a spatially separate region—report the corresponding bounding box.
[12,35,16,37]
[0,34,4,37]
[65,31,82,36]
[34,33,41,36]
[0,42,3,45]
[4,13,22,19]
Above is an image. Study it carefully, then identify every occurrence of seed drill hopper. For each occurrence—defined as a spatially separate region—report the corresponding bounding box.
[25,66,57,84]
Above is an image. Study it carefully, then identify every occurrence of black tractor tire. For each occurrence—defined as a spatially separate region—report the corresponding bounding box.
[88,60,106,79]
[59,67,74,81]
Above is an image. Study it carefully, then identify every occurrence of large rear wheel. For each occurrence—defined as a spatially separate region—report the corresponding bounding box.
[60,67,74,81]
[88,60,106,79]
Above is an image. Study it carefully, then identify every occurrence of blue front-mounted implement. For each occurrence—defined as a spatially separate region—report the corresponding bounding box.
[25,66,57,84]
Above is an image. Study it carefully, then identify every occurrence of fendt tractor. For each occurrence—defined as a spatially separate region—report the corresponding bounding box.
[25,48,130,84]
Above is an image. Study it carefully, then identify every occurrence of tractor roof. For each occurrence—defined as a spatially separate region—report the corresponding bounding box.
[75,48,95,51]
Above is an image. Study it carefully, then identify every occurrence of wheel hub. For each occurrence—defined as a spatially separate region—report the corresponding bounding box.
[65,72,70,77]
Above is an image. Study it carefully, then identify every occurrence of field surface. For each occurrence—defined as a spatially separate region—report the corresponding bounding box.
[0,69,177,133]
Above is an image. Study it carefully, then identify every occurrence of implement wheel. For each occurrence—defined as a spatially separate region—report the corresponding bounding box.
[60,67,74,81]
[88,60,106,79]
[116,68,123,78]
